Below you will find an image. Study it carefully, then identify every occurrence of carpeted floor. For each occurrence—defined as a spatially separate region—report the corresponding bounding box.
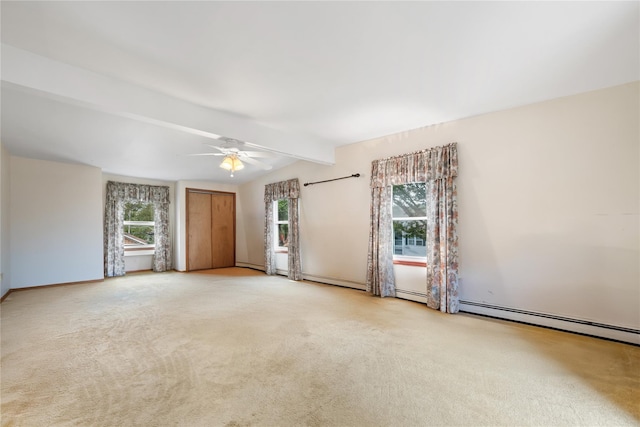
[1,268,639,426]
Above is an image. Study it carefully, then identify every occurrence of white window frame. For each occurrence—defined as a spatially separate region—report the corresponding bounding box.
[273,199,289,252]
[392,184,427,264]
[123,220,155,252]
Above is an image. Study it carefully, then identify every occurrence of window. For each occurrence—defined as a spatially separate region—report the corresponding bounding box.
[392,183,427,262]
[274,199,289,251]
[123,201,155,251]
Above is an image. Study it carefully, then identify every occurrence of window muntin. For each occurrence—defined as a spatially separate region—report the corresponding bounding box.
[123,201,155,250]
[274,199,289,250]
[392,183,427,260]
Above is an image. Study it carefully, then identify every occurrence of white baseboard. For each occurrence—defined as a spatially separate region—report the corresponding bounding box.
[235,262,366,291]
[302,274,366,291]
[235,262,265,272]
[395,289,429,304]
[460,300,639,345]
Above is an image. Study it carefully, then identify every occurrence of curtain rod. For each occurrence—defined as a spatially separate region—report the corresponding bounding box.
[303,173,361,187]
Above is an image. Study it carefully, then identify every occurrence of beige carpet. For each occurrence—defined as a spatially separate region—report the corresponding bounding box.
[1,268,638,426]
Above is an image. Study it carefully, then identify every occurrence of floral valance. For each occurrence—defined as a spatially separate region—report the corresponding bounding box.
[106,181,170,205]
[370,142,458,188]
[264,178,300,202]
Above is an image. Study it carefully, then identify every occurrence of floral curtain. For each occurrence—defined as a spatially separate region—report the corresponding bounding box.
[104,181,172,277]
[104,183,125,277]
[264,178,302,280]
[427,175,459,313]
[366,143,459,312]
[366,186,395,297]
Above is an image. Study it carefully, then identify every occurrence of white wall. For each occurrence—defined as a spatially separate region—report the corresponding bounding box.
[10,157,103,288]
[102,174,176,273]
[238,82,639,340]
[0,142,11,297]
[174,180,240,271]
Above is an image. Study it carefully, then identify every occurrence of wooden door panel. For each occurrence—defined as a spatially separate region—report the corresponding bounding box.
[187,192,213,271]
[211,193,235,268]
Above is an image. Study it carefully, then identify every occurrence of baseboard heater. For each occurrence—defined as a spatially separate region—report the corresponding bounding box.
[459,299,639,345]
[396,289,638,345]
[235,262,366,291]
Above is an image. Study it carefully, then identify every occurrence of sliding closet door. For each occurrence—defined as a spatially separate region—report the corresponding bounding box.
[211,193,235,268]
[187,191,213,270]
[186,189,236,271]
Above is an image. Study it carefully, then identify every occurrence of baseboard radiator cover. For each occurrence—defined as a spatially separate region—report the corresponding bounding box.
[235,262,366,291]
[460,300,639,346]
[301,274,366,291]
[396,288,429,304]
[235,262,264,271]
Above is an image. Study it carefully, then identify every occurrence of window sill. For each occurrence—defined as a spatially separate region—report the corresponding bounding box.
[125,250,155,257]
[275,249,289,254]
[393,259,427,267]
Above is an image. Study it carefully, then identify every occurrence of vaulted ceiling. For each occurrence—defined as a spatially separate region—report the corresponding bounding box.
[1,1,638,183]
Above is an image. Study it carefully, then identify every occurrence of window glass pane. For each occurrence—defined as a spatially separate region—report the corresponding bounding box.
[277,199,288,221]
[124,201,155,222]
[393,220,426,257]
[392,183,426,217]
[277,223,289,247]
[124,225,155,245]
[123,201,155,246]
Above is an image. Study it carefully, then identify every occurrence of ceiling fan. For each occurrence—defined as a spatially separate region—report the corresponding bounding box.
[189,137,276,177]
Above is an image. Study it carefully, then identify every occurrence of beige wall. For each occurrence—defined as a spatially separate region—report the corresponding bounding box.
[238,82,639,334]
[0,142,11,296]
[10,157,104,288]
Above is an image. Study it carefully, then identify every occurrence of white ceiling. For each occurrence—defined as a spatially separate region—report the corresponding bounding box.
[1,1,638,184]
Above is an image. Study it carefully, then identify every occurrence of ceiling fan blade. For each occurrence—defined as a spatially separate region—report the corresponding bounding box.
[241,156,273,170]
[239,151,278,158]
[204,144,229,153]
[186,153,224,156]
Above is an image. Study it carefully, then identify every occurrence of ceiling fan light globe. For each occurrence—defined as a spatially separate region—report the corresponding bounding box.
[219,155,244,173]
[219,157,234,171]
